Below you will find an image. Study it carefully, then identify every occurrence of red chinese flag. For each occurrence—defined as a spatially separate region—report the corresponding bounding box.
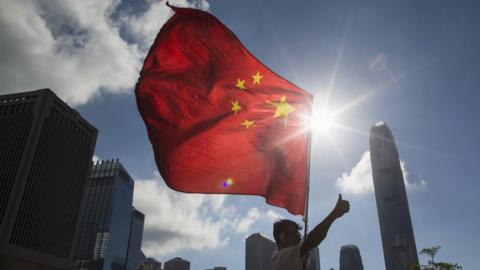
[135,5,312,215]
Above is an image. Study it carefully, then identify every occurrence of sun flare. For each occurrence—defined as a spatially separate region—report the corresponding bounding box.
[310,109,335,135]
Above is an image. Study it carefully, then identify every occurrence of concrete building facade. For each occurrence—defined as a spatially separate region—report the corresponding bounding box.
[141,257,162,270]
[245,233,276,270]
[164,257,190,270]
[0,89,97,269]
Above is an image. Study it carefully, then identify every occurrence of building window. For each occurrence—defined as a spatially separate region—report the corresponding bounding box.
[93,232,109,259]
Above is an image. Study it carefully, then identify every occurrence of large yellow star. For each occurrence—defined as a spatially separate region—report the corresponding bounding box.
[241,119,255,128]
[252,71,264,85]
[266,95,295,126]
[231,100,241,114]
[235,78,246,90]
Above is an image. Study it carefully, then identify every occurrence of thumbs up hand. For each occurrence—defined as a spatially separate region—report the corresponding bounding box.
[332,194,350,218]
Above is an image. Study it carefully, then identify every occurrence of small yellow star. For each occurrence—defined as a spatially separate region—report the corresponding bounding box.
[241,119,255,128]
[252,71,264,85]
[231,100,241,114]
[235,79,246,90]
[266,95,295,126]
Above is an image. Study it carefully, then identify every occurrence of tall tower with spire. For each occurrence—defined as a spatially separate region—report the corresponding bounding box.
[369,122,419,270]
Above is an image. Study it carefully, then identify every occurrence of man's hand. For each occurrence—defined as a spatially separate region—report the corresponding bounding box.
[300,194,351,258]
[331,194,350,218]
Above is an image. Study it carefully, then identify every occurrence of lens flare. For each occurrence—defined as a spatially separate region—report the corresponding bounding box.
[222,177,234,188]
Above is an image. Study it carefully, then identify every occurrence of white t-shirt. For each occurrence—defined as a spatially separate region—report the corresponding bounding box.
[271,243,310,270]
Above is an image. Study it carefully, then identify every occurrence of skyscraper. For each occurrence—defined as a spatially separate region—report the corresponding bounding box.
[0,89,97,269]
[369,122,419,270]
[245,233,276,270]
[141,257,162,270]
[72,159,143,270]
[308,247,321,270]
[164,257,190,270]
[126,208,145,270]
[339,245,363,270]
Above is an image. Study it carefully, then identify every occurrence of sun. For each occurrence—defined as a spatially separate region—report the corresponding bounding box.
[310,109,335,135]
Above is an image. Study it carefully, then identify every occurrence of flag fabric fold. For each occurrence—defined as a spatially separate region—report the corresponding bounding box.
[135,5,312,215]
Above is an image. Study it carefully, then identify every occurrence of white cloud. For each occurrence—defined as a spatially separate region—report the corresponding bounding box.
[400,160,428,190]
[133,175,229,258]
[0,0,209,105]
[336,150,426,195]
[233,208,260,233]
[336,151,375,194]
[133,172,280,258]
[0,0,141,105]
[265,209,284,222]
[226,207,283,234]
[92,155,100,163]
[120,0,209,49]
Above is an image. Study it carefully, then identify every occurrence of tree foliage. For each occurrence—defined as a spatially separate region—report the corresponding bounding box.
[416,246,462,270]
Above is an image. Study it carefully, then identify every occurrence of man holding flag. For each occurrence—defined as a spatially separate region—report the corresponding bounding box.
[272,195,350,270]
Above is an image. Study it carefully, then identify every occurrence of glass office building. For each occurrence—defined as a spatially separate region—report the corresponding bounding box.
[73,159,143,270]
[370,122,419,270]
[126,208,145,270]
[339,245,364,270]
[308,247,321,270]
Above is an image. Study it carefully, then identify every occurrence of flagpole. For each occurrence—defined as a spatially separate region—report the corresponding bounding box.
[303,128,311,236]
[303,97,314,270]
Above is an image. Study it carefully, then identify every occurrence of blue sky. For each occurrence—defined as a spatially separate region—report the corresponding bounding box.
[1,0,479,269]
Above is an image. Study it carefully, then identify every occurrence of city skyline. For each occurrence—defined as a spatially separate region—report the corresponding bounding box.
[1,0,479,269]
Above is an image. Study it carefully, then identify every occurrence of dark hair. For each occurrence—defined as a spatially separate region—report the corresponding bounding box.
[273,219,302,244]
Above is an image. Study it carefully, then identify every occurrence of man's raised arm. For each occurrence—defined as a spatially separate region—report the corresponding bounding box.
[300,194,350,258]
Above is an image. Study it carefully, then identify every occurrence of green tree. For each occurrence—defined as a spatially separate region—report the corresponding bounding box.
[417,246,462,270]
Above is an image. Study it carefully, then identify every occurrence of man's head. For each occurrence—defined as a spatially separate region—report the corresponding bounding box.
[273,219,302,248]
